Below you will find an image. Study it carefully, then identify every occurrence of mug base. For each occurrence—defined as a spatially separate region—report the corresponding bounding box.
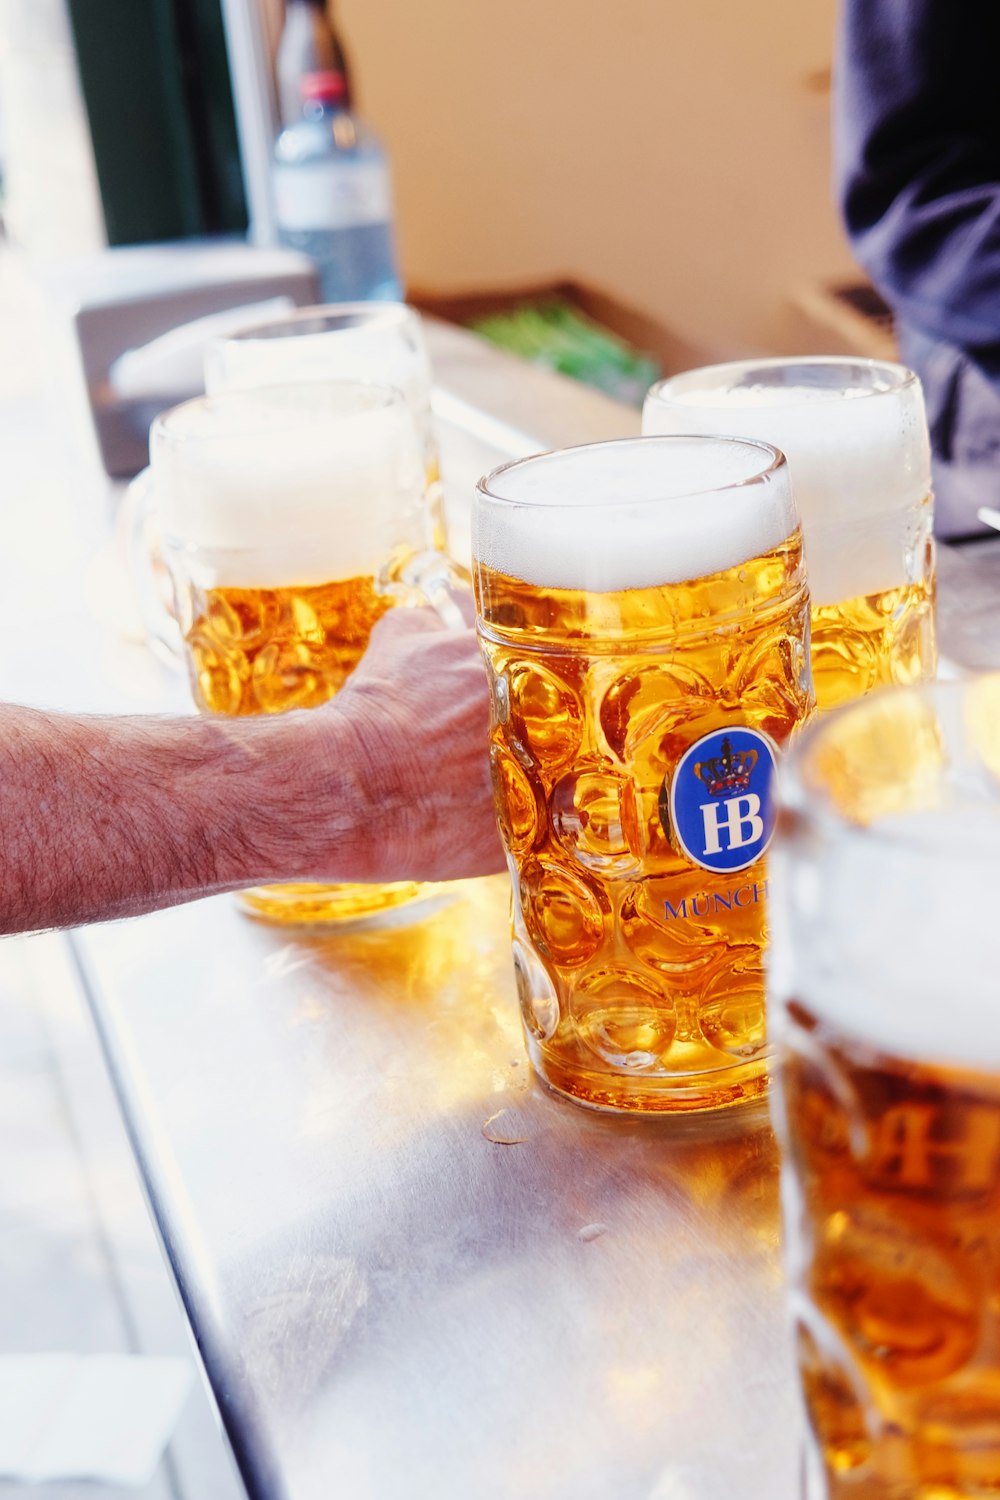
[236,879,450,928]
[527,1040,771,1116]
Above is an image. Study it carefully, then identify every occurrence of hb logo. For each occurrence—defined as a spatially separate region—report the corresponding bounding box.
[660,726,779,874]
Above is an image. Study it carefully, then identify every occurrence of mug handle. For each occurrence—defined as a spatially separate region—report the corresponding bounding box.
[124,467,185,668]
[380,549,473,631]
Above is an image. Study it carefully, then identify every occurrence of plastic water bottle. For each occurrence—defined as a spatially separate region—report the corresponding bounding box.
[276,0,352,126]
[272,71,402,303]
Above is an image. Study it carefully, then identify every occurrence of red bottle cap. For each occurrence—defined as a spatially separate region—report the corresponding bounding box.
[301,70,347,104]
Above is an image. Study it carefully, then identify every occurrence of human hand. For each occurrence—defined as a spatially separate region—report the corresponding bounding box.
[291,604,504,885]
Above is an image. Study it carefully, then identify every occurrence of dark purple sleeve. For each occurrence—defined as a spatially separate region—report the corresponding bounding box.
[834,0,1000,354]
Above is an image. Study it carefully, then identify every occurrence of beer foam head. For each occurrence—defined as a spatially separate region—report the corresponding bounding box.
[769,677,1000,1071]
[204,303,432,423]
[474,436,797,592]
[643,359,932,606]
[151,383,425,588]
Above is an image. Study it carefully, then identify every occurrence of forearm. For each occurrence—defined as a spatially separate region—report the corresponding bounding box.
[0,610,502,934]
[0,703,368,934]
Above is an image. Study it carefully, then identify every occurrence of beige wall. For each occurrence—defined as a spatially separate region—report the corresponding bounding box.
[334,0,860,361]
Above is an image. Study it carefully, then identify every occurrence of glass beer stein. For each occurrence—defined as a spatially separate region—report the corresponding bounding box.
[204,301,447,551]
[140,379,456,926]
[770,675,1000,1497]
[643,358,936,713]
[473,435,814,1114]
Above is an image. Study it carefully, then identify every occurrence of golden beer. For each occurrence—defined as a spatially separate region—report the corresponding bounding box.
[771,676,1000,1497]
[780,1007,1000,1498]
[643,359,937,712]
[809,567,935,711]
[178,573,423,923]
[183,575,392,716]
[150,381,433,925]
[475,436,813,1114]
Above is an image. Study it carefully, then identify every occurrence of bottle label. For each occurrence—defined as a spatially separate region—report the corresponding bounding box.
[273,159,392,230]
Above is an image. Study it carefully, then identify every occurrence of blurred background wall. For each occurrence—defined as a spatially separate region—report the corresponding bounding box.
[327,0,859,360]
[0,0,867,367]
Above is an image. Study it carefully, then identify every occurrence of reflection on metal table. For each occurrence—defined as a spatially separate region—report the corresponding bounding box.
[72,882,793,1500]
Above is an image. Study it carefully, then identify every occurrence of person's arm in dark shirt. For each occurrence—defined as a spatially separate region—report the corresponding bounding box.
[835,0,1000,355]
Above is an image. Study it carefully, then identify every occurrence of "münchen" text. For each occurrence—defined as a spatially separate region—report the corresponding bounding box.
[663,880,769,921]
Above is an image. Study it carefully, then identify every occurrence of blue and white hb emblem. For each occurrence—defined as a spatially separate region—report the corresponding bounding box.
[662,726,779,874]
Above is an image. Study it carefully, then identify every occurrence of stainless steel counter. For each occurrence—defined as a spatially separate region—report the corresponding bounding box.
[5,245,1000,1499]
[71,883,795,1500]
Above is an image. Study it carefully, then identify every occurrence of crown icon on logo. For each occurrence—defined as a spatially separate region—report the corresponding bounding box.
[692,737,758,798]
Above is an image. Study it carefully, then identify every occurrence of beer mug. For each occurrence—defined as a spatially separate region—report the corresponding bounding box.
[643,358,936,713]
[140,379,457,925]
[473,436,814,1114]
[770,676,1000,1496]
[204,302,447,551]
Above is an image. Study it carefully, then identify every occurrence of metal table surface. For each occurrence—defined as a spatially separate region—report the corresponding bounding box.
[6,242,1000,1498]
[71,884,790,1500]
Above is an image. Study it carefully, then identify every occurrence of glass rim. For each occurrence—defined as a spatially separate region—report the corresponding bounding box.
[476,434,788,512]
[213,300,417,346]
[646,355,919,409]
[779,675,1000,856]
[151,379,406,445]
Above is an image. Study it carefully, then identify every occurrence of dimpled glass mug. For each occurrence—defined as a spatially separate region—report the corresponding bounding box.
[770,675,1000,1498]
[473,435,814,1114]
[135,379,460,926]
[644,358,936,714]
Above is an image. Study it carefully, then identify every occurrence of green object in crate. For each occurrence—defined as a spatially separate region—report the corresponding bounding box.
[469,300,661,408]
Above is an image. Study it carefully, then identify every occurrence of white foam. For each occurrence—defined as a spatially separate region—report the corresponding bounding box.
[644,361,932,606]
[770,813,1000,1072]
[204,306,433,421]
[152,387,424,588]
[770,678,1000,1071]
[473,437,797,592]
